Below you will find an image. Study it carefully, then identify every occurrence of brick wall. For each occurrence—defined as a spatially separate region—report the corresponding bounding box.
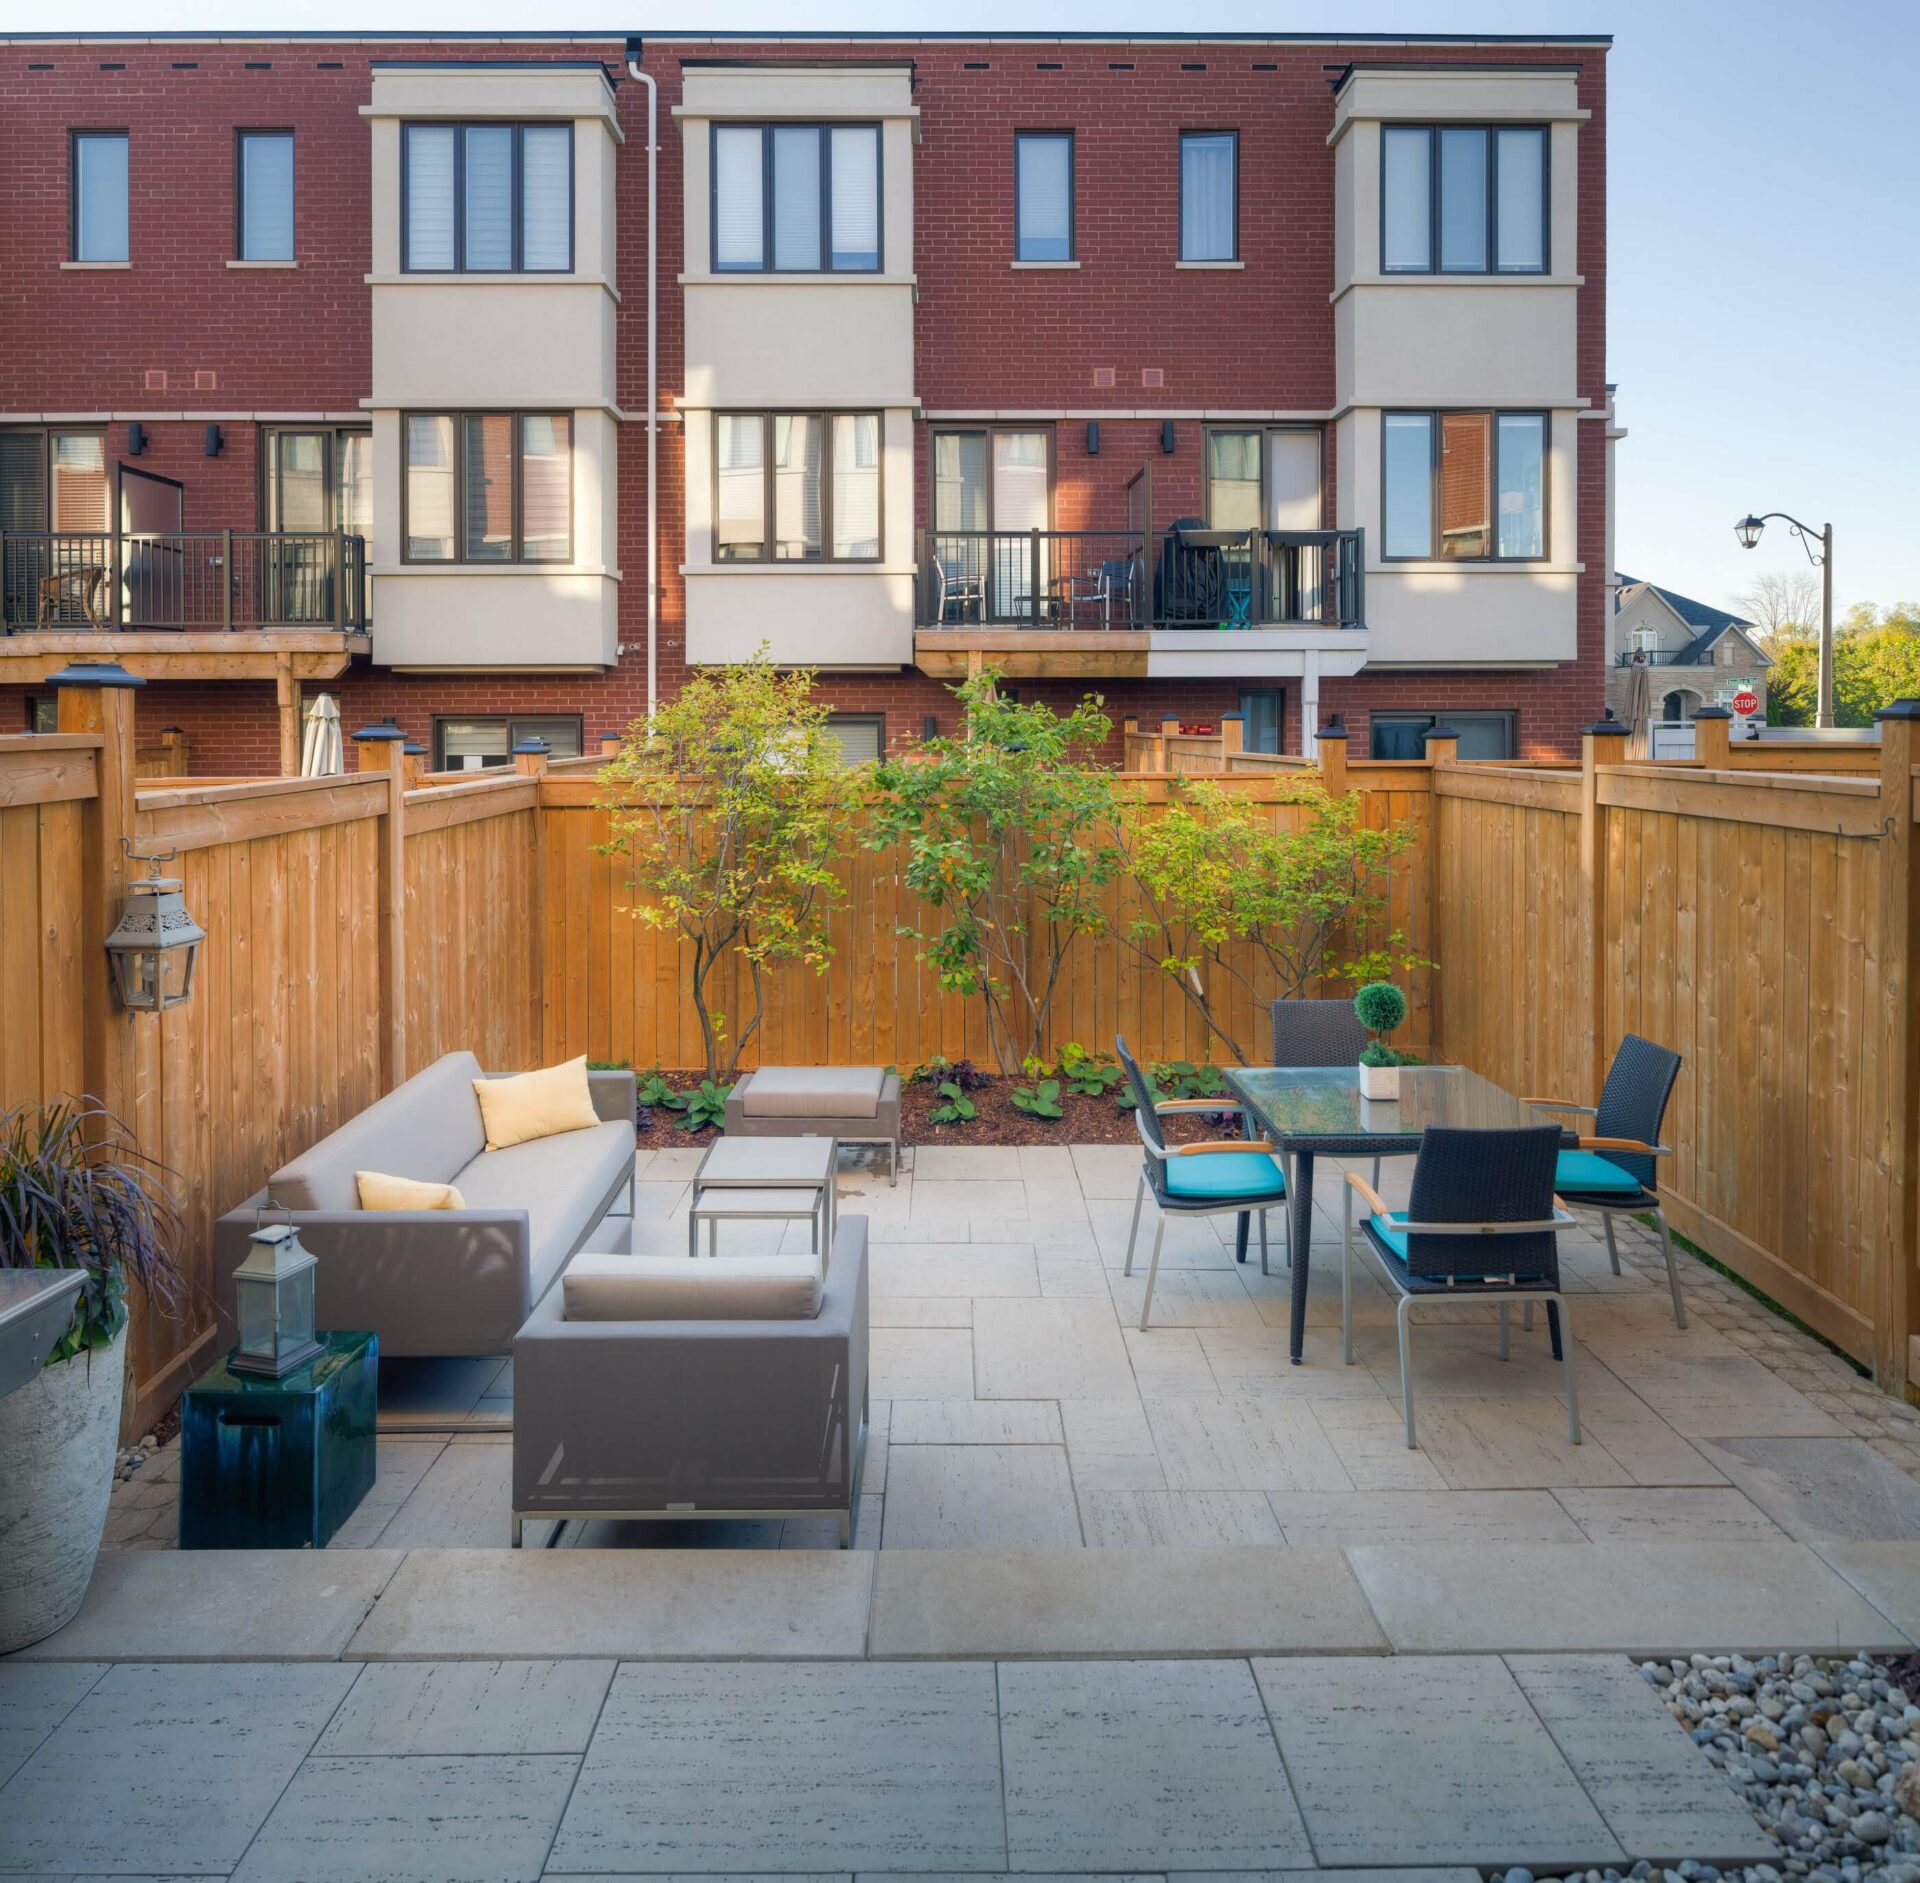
[0,34,1608,771]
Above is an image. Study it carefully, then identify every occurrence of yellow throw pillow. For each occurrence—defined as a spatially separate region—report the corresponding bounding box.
[472,1055,599,1152]
[356,1170,466,1212]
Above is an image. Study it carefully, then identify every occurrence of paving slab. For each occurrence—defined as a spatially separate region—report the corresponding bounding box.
[999,1658,1313,1872]
[1551,1485,1786,1544]
[870,1243,1041,1299]
[324,1437,447,1547]
[868,1545,1387,1658]
[1253,1655,1625,1869]
[1269,1488,1584,1549]
[1060,1396,1167,1491]
[0,1662,109,1784]
[974,1295,1136,1400]
[1302,1396,1450,1490]
[344,1548,874,1660]
[870,1326,978,1399]
[1143,1395,1353,1493]
[1346,1539,1910,1653]
[0,1661,356,1873]
[1122,1325,1222,1394]
[313,1658,615,1754]
[1505,1654,1779,1862]
[6,1549,403,1660]
[1387,1397,1636,1489]
[545,1661,1005,1873]
[363,1434,523,1547]
[882,1444,1083,1549]
[1812,1540,1920,1641]
[890,1397,1064,1444]
[229,1752,578,1883]
[1695,1435,1920,1540]
[1080,1489,1284,1548]
[1169,1873,1481,1883]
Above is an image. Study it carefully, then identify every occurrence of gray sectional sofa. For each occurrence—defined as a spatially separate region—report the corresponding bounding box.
[511,1215,870,1546]
[213,1051,637,1358]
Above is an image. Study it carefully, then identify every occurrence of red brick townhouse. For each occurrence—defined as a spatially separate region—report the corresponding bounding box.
[0,29,1613,773]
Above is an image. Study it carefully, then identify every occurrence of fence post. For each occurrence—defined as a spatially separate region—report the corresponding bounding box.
[1876,700,1920,1396]
[1219,712,1244,764]
[353,723,408,1090]
[1314,712,1349,797]
[51,660,142,1135]
[1580,707,1630,1104]
[1693,704,1732,769]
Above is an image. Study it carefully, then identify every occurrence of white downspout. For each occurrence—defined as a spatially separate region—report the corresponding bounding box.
[626,41,659,725]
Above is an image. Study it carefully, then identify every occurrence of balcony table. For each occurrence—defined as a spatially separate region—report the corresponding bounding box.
[1222,1065,1573,1365]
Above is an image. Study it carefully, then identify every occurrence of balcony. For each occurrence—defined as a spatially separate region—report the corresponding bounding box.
[913,522,1366,682]
[0,530,370,692]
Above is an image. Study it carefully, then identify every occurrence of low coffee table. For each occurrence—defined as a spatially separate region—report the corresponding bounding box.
[689,1135,838,1261]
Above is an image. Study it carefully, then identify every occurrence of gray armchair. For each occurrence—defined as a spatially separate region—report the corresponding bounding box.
[512,1215,870,1547]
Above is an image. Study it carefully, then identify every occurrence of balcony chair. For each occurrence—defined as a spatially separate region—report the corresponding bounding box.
[1055,557,1134,631]
[1269,997,1396,1199]
[1342,1123,1579,1449]
[1116,1034,1289,1332]
[933,555,987,626]
[1526,1033,1687,1328]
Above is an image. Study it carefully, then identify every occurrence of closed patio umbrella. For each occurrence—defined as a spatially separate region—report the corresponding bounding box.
[299,692,343,777]
[1621,654,1656,759]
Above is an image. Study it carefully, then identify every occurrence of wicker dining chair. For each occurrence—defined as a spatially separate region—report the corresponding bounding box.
[1342,1123,1579,1449]
[1269,997,1393,1190]
[1525,1034,1687,1328]
[1116,1035,1289,1332]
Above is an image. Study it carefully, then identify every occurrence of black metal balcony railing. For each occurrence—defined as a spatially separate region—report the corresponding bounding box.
[1615,648,1703,667]
[0,531,368,633]
[917,524,1365,633]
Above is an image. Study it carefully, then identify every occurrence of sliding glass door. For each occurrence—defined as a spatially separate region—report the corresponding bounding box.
[931,427,1051,619]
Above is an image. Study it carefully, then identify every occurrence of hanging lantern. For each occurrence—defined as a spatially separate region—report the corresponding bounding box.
[105,845,205,1013]
[229,1212,323,1378]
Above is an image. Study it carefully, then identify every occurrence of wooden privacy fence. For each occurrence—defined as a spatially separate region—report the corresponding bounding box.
[2,673,1917,1426]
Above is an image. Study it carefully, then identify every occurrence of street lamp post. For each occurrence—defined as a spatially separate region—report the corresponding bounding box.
[1734,510,1835,729]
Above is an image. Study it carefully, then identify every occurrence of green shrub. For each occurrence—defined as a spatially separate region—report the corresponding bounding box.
[929,1081,977,1125]
[1010,1079,1066,1119]
[677,1079,732,1131]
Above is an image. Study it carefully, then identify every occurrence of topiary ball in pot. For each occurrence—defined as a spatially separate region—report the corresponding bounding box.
[1353,982,1414,1100]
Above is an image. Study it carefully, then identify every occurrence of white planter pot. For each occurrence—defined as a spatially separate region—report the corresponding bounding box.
[1358,1062,1401,1101]
[0,1324,126,1655]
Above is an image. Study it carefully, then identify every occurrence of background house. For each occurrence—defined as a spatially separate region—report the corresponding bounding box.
[1608,573,1773,730]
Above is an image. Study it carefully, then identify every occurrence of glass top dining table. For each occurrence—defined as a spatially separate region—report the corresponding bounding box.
[1221,1065,1564,1364]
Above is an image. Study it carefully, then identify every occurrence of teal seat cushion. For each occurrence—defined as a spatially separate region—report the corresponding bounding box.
[1164,1150,1286,1201]
[1555,1149,1644,1196]
[1367,1211,1411,1259]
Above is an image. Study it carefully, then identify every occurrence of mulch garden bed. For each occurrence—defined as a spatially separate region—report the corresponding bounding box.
[630,1071,1232,1150]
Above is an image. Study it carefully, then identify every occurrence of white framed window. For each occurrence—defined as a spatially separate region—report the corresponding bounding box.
[711,123,881,273]
[1015,132,1073,262]
[1382,123,1547,275]
[402,123,573,273]
[71,131,129,262]
[1179,130,1237,261]
[236,130,294,261]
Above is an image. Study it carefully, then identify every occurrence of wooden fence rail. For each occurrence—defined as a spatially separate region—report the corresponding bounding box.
[2,675,1917,1430]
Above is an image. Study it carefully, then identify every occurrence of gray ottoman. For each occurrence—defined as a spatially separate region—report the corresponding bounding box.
[723,1067,901,1185]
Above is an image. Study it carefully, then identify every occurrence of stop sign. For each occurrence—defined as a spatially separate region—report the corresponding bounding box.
[1733,689,1759,717]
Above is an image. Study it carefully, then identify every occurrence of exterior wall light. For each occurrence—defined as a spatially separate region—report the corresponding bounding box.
[105,840,205,1013]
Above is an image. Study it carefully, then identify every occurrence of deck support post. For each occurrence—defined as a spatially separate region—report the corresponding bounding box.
[275,652,300,778]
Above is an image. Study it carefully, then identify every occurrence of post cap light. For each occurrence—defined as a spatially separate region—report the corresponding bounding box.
[1692,705,1733,720]
[1734,514,1765,550]
[229,1214,323,1379]
[1316,712,1347,740]
[351,723,405,743]
[511,737,551,756]
[46,660,145,691]
[105,843,205,1013]
[1584,706,1631,738]
[1422,723,1461,744]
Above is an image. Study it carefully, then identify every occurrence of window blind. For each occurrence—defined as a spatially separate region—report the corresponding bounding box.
[713,126,765,269]
[829,126,879,269]
[1016,134,1071,261]
[771,127,822,270]
[520,125,572,270]
[462,126,514,271]
[404,126,456,269]
[1179,133,1235,262]
[74,133,129,263]
[239,132,294,262]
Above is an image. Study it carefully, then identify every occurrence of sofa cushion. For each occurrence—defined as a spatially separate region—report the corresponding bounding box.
[473,1055,600,1152]
[272,1052,486,1213]
[453,1119,635,1304]
[740,1066,885,1119]
[356,1171,466,1212]
[562,1253,822,1322]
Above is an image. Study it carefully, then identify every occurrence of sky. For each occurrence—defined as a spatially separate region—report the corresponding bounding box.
[6,0,1914,620]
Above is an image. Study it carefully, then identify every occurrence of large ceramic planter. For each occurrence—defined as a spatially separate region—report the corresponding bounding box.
[0,1325,125,1654]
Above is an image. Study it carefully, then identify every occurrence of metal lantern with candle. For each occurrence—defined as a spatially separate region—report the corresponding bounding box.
[229,1208,324,1378]
[105,841,205,1013]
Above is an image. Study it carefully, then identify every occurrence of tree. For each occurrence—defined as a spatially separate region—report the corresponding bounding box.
[1767,612,1920,728]
[597,655,849,1081]
[1735,570,1822,656]
[868,673,1120,1074]
[1112,775,1424,1065]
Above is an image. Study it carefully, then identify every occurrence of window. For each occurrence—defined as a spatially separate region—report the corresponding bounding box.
[71,132,128,262]
[1015,132,1073,261]
[1239,690,1284,755]
[711,123,880,274]
[236,130,294,261]
[435,715,583,773]
[401,123,572,273]
[1179,131,1237,261]
[824,713,885,766]
[713,413,880,562]
[1381,124,1546,274]
[402,413,572,563]
[1371,711,1514,761]
[1380,410,1547,561]
[931,426,1052,616]
[1205,427,1324,531]
[26,696,57,735]
[264,429,371,536]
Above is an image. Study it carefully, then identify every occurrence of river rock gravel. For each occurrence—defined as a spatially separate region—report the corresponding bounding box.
[1485,1654,1920,1883]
